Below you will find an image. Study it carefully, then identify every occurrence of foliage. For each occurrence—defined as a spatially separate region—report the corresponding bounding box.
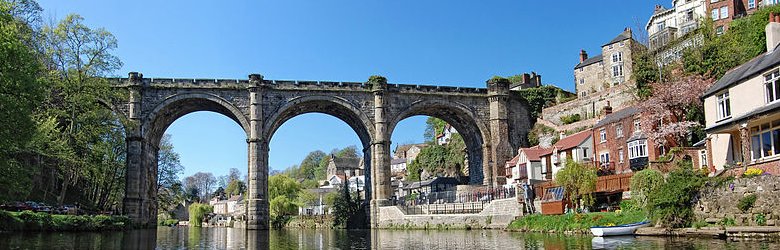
[755,213,767,226]
[424,117,448,142]
[619,199,640,212]
[331,186,361,229]
[647,160,705,228]
[559,114,581,125]
[720,217,736,227]
[692,220,709,229]
[407,134,466,181]
[507,210,647,232]
[268,174,302,228]
[528,123,558,147]
[224,179,246,196]
[737,194,757,212]
[158,218,179,227]
[554,159,597,211]
[682,7,780,79]
[0,210,130,231]
[187,203,213,227]
[637,70,714,148]
[629,169,664,211]
[632,49,662,99]
[516,85,575,120]
[743,167,764,178]
[157,134,185,214]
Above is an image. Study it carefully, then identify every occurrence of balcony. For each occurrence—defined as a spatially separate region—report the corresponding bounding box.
[649,26,678,51]
[595,172,633,193]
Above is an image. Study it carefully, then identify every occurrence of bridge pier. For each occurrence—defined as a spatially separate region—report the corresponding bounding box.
[246,74,270,230]
[369,76,393,228]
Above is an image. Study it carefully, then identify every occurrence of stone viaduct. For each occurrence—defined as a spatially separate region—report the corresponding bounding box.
[110,72,532,229]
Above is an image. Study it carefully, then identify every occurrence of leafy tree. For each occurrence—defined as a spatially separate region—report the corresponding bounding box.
[629,169,664,211]
[334,146,360,159]
[515,85,575,120]
[268,174,302,228]
[648,160,705,228]
[331,185,360,228]
[188,203,213,227]
[297,150,326,180]
[224,179,246,196]
[157,134,184,202]
[184,172,217,202]
[424,117,448,142]
[407,134,466,181]
[554,159,597,212]
[637,70,714,147]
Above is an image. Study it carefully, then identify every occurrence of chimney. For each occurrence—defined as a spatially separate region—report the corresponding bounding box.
[654,5,663,12]
[522,73,531,84]
[579,50,588,63]
[604,101,613,115]
[559,131,566,140]
[767,13,780,52]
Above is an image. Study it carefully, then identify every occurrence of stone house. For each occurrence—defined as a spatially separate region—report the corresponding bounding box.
[702,16,780,176]
[539,130,593,180]
[591,105,660,175]
[394,143,428,164]
[647,0,707,51]
[574,28,641,98]
[509,72,543,90]
[209,194,243,215]
[325,155,363,179]
[505,146,551,185]
[390,158,407,177]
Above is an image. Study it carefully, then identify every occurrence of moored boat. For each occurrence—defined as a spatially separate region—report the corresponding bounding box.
[590,221,650,237]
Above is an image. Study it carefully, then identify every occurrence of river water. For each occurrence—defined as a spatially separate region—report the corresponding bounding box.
[0,227,778,249]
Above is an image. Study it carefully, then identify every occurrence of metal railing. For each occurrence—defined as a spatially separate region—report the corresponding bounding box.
[396,186,516,215]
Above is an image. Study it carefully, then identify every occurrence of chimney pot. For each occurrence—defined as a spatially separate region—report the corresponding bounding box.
[579,50,588,63]
[766,13,780,52]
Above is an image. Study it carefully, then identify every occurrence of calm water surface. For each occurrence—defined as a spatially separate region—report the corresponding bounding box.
[0,227,778,249]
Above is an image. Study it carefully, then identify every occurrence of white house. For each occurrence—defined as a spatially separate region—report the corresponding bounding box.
[646,0,707,51]
[436,124,459,145]
[539,130,594,180]
[390,158,407,176]
[505,146,552,185]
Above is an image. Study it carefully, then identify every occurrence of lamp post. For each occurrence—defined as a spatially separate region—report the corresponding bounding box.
[417,168,424,205]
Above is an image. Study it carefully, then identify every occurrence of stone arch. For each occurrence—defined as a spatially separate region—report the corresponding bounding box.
[387,99,489,184]
[263,95,375,149]
[143,92,250,146]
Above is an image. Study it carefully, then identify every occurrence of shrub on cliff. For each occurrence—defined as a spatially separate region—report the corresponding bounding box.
[647,160,705,228]
[629,169,664,211]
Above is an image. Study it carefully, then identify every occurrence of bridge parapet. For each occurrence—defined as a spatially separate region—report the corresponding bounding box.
[108,76,489,95]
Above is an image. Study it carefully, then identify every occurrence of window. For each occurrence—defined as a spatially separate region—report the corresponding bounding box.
[609,44,614,50]
[715,26,724,35]
[612,65,623,77]
[579,78,585,85]
[656,22,665,32]
[619,149,625,164]
[750,121,780,161]
[628,139,648,159]
[600,152,610,165]
[612,52,623,63]
[765,70,780,103]
[598,61,604,66]
[749,0,756,9]
[716,92,731,120]
[579,67,583,72]
[699,150,708,168]
[712,9,719,20]
[620,41,625,47]
[600,128,607,143]
[720,7,729,19]
[616,125,623,138]
[633,118,641,132]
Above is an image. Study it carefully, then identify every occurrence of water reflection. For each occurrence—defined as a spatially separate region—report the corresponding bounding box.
[1,227,779,249]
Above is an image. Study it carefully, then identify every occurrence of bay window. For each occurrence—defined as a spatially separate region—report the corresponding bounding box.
[750,121,780,161]
[628,139,648,159]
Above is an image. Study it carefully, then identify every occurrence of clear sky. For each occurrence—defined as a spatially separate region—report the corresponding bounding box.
[37,0,666,179]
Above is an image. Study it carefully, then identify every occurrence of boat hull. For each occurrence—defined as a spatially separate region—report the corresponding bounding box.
[590,221,649,237]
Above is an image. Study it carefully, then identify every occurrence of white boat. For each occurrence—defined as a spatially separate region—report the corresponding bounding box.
[590,221,650,237]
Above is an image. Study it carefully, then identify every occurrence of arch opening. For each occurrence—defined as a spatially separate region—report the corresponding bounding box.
[388,101,488,185]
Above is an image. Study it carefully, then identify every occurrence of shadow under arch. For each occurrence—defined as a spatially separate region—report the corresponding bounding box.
[142,92,250,146]
[387,99,489,185]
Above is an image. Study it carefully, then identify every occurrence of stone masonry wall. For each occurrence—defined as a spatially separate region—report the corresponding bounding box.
[540,83,635,128]
[377,198,521,229]
[695,176,780,226]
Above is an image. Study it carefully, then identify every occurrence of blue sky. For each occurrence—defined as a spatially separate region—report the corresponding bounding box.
[37,0,666,179]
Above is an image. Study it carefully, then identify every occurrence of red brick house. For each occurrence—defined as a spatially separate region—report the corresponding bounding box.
[592,106,661,175]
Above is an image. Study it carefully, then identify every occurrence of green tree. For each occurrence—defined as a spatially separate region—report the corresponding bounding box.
[407,134,466,181]
[424,117,447,142]
[331,186,360,228]
[297,150,326,180]
[157,134,184,212]
[188,203,213,227]
[268,174,302,228]
[224,179,246,196]
[554,159,597,211]
[629,169,664,211]
[0,0,48,202]
[648,160,705,228]
[516,85,575,120]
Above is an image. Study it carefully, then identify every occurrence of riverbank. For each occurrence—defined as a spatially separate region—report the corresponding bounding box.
[286,216,335,229]
[0,210,131,232]
[636,226,780,238]
[505,211,647,234]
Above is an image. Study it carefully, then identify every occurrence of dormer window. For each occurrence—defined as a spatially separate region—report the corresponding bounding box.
[765,69,780,103]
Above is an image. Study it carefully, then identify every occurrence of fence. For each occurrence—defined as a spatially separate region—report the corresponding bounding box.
[397,186,516,215]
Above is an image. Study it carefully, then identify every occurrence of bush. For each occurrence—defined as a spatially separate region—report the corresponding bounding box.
[756,214,767,226]
[559,114,582,125]
[647,160,705,228]
[737,194,757,212]
[629,169,664,211]
[0,211,130,232]
[619,199,640,212]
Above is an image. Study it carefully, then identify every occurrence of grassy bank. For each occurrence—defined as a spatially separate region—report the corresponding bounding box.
[285,216,334,229]
[0,210,131,232]
[507,211,647,234]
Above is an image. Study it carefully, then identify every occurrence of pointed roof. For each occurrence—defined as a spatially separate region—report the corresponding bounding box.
[594,106,640,128]
[506,154,520,167]
[394,143,429,154]
[521,146,552,161]
[574,54,603,69]
[540,130,592,156]
[603,29,632,47]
